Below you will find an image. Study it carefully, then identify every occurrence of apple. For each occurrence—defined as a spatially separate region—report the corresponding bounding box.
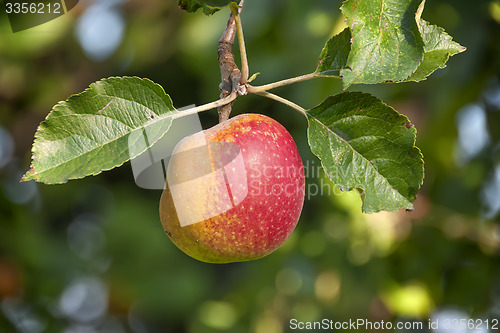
[159,113,305,263]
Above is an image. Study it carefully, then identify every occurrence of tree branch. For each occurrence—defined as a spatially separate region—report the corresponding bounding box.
[217,0,245,123]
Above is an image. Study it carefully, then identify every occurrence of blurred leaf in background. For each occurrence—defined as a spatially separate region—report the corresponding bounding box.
[1,0,499,332]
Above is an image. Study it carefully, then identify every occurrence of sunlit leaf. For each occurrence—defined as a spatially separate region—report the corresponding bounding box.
[178,0,239,15]
[340,0,425,88]
[306,92,424,213]
[22,77,177,184]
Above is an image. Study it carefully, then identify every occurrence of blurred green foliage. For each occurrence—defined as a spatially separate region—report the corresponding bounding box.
[0,0,499,332]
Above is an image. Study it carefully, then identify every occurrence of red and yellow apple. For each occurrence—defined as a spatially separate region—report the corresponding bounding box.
[159,114,305,263]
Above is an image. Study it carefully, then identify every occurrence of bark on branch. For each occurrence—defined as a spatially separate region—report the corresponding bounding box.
[217,1,244,123]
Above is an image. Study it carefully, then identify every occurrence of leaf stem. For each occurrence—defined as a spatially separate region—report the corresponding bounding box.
[255,91,307,116]
[247,72,320,93]
[230,2,249,84]
[172,92,238,120]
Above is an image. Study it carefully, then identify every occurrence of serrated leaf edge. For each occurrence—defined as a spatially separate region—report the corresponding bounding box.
[405,19,466,82]
[22,76,178,184]
[306,92,424,213]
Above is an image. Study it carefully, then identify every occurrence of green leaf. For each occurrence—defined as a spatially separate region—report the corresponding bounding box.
[178,0,239,15]
[22,77,177,184]
[306,92,424,213]
[315,28,352,77]
[407,19,466,82]
[340,0,425,88]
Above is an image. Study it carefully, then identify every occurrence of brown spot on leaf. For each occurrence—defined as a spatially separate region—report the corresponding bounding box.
[403,122,413,129]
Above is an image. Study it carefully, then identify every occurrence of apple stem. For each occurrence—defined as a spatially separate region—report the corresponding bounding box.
[255,91,307,116]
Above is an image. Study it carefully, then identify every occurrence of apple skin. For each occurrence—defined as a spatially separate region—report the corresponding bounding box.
[159,113,305,263]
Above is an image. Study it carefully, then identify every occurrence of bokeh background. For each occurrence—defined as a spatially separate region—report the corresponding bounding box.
[1,0,500,332]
